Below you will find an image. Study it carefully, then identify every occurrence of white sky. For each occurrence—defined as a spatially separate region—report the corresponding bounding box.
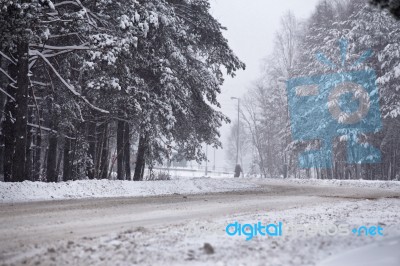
[208,0,321,170]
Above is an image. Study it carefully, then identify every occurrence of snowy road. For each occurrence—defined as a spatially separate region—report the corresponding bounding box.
[1,180,399,265]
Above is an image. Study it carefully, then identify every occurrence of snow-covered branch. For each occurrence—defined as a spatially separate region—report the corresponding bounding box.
[29,49,109,114]
[48,32,80,39]
[32,81,51,87]
[40,18,74,23]
[30,43,90,50]
[0,51,16,65]
[53,1,80,8]
[0,67,16,83]
[0,87,15,101]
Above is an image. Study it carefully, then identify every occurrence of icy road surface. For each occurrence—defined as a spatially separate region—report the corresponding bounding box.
[1,179,399,265]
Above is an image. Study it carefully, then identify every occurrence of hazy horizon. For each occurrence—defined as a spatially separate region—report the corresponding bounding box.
[209,0,321,170]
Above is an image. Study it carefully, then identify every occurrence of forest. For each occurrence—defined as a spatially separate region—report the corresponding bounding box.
[228,0,400,180]
[0,0,245,182]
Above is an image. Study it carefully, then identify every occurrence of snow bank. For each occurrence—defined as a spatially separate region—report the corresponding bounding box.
[265,178,400,191]
[0,178,258,203]
[1,177,399,203]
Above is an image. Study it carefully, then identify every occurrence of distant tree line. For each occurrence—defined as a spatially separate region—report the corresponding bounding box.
[0,0,244,182]
[235,0,400,180]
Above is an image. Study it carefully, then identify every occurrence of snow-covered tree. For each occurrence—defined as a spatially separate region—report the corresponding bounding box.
[243,0,400,180]
[370,0,400,19]
[0,0,110,182]
[0,0,244,182]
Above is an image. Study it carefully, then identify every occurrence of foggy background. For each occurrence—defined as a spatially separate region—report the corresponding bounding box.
[209,0,320,170]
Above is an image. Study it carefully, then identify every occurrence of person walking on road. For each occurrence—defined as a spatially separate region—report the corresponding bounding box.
[234,164,242,178]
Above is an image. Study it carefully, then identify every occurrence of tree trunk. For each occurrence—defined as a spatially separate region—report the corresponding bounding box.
[13,42,30,182]
[71,136,78,180]
[133,134,147,181]
[0,56,8,178]
[87,120,96,179]
[117,120,125,180]
[2,98,15,182]
[0,56,7,123]
[2,57,18,182]
[99,122,109,180]
[56,145,63,179]
[124,122,131,180]
[25,112,33,181]
[33,130,42,181]
[2,105,15,182]
[63,136,72,181]
[46,133,58,182]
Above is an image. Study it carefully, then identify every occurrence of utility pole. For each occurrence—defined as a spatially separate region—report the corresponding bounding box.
[205,145,208,176]
[231,97,240,165]
[231,97,241,178]
[213,148,216,171]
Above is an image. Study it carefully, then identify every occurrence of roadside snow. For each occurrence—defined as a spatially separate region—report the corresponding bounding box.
[0,178,259,203]
[1,177,399,203]
[267,178,400,191]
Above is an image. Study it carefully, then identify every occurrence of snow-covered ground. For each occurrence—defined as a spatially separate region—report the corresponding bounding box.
[268,178,400,191]
[1,177,399,203]
[318,235,400,266]
[1,177,400,266]
[4,197,399,266]
[0,178,259,203]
